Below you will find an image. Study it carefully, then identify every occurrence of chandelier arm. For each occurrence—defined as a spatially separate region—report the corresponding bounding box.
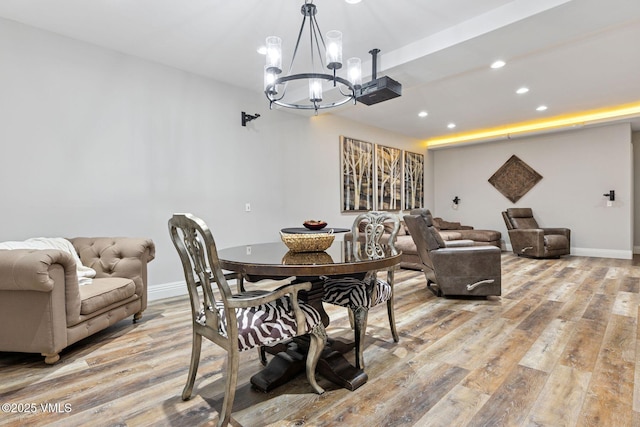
[310,15,327,71]
[265,83,288,103]
[337,84,355,98]
[289,14,308,75]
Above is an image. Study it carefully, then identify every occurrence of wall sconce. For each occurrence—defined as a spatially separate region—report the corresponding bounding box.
[241,112,261,127]
[452,196,461,210]
[603,190,615,207]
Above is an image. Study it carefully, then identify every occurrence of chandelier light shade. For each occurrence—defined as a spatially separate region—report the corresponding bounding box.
[264,0,361,112]
[347,57,362,88]
[265,36,282,74]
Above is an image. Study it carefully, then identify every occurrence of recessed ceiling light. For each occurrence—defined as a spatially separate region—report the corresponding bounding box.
[345,0,362,3]
[447,123,456,129]
[418,111,428,118]
[536,105,548,111]
[516,87,529,94]
[490,60,506,69]
[257,46,267,55]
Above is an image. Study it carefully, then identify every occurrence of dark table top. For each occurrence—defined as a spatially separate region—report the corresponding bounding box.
[280,227,350,234]
[218,240,400,277]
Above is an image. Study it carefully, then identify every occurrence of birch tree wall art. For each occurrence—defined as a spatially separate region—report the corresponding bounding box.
[341,136,374,212]
[376,144,402,210]
[404,151,424,210]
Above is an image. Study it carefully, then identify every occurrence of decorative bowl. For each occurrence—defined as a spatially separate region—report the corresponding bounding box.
[303,220,328,230]
[280,231,335,252]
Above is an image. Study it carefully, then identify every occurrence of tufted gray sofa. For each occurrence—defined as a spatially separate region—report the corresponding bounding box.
[0,237,155,364]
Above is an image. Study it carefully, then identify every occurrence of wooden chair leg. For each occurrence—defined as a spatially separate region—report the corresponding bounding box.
[182,332,202,401]
[387,297,399,342]
[352,306,369,370]
[306,323,327,395]
[218,348,240,427]
[259,346,267,366]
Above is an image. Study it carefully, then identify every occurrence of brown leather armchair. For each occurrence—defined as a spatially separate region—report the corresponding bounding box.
[404,211,501,297]
[502,208,570,258]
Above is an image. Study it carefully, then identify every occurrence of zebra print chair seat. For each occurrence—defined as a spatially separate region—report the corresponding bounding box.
[169,214,326,427]
[200,292,323,352]
[322,276,392,309]
[321,211,400,369]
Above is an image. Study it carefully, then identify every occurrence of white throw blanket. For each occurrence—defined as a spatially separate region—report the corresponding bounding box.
[0,237,96,286]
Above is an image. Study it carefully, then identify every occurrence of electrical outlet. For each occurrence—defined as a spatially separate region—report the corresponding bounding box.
[245,203,251,212]
[246,245,252,255]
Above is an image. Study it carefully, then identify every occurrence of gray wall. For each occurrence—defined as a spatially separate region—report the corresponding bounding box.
[2,17,637,301]
[631,132,640,254]
[431,123,634,258]
[0,18,422,298]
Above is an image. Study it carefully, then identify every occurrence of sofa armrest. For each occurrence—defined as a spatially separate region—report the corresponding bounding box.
[0,249,76,358]
[507,229,545,257]
[0,249,78,292]
[542,228,571,240]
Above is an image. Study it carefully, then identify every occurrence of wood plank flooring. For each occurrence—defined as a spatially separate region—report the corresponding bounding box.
[2,253,640,426]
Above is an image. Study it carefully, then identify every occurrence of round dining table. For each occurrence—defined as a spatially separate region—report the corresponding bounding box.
[217,239,401,392]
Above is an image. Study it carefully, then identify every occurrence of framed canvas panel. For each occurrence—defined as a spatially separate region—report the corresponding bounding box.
[375,144,402,210]
[340,136,374,212]
[403,151,424,210]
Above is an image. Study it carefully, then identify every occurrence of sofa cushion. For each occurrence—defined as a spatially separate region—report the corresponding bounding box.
[395,235,418,255]
[439,231,463,241]
[79,277,136,315]
[459,229,502,242]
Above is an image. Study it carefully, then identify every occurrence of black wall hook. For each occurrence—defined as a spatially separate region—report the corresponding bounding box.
[603,190,615,201]
[241,112,261,127]
[452,196,461,205]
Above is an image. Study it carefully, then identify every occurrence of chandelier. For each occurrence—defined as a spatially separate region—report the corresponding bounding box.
[263,0,362,113]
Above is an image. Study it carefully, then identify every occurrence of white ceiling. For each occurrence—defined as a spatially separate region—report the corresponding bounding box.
[1,0,639,141]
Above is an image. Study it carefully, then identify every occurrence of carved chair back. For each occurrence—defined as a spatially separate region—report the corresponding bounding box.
[351,211,401,260]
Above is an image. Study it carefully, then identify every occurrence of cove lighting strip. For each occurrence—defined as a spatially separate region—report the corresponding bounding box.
[426,102,640,148]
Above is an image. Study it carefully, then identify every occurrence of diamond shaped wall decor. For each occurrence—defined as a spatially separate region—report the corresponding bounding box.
[488,155,542,203]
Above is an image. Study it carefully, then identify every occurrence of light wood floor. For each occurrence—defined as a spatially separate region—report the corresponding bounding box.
[2,253,640,427]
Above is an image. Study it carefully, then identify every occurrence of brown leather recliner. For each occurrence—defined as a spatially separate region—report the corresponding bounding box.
[502,208,570,258]
[404,211,501,297]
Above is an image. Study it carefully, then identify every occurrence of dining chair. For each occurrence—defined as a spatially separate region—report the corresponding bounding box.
[168,213,326,427]
[321,211,400,369]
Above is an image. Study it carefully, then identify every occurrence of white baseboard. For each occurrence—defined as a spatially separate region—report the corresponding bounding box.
[504,244,632,260]
[148,281,186,301]
[147,278,242,302]
[571,247,633,259]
